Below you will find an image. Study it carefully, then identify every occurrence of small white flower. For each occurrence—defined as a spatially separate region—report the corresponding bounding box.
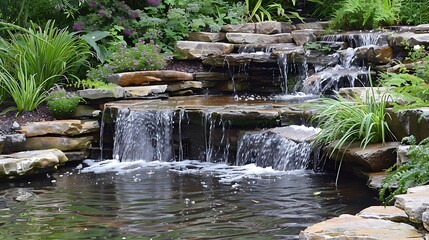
[414,45,421,50]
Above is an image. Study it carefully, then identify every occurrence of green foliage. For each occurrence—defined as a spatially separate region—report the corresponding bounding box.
[304,42,333,53]
[245,0,302,23]
[0,61,48,114]
[399,0,429,25]
[87,41,168,82]
[73,0,245,51]
[379,73,429,111]
[46,89,82,119]
[405,45,429,80]
[307,0,343,20]
[0,20,90,90]
[329,0,402,30]
[311,92,392,155]
[379,137,429,204]
[71,79,117,90]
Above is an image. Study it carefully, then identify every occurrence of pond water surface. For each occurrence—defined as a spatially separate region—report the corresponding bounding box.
[0,160,378,239]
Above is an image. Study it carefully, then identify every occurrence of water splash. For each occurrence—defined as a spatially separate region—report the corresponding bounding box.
[236,128,315,171]
[113,108,174,162]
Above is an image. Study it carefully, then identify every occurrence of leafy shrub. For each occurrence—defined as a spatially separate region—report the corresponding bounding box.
[72,0,246,51]
[307,0,343,20]
[0,21,90,90]
[46,89,82,119]
[329,0,402,30]
[245,0,302,22]
[379,73,429,111]
[71,79,117,90]
[399,0,429,25]
[379,137,429,204]
[87,41,169,82]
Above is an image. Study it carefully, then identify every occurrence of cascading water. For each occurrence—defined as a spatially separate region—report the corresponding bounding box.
[113,108,174,162]
[236,126,318,171]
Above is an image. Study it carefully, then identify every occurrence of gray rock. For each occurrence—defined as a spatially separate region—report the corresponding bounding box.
[202,53,276,67]
[299,214,422,240]
[3,134,26,154]
[65,150,90,161]
[281,22,296,33]
[407,185,429,194]
[0,149,68,178]
[291,30,316,46]
[12,122,20,130]
[25,136,94,151]
[194,72,230,81]
[77,86,126,100]
[268,125,319,143]
[108,70,193,86]
[0,135,5,154]
[166,81,202,92]
[326,141,400,172]
[226,33,293,44]
[187,32,226,42]
[124,85,167,97]
[355,45,393,64]
[397,145,411,166]
[423,210,429,231]
[19,120,99,137]
[414,24,429,33]
[387,107,429,143]
[221,23,256,33]
[175,41,235,59]
[71,105,97,118]
[395,191,429,223]
[365,171,388,189]
[388,32,429,47]
[255,21,282,34]
[295,21,329,30]
[357,206,410,222]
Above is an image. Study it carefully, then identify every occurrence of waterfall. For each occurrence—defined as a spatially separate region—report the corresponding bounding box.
[113,108,174,162]
[236,127,316,171]
[277,53,289,94]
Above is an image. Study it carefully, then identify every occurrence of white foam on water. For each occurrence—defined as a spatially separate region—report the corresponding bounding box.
[81,160,310,185]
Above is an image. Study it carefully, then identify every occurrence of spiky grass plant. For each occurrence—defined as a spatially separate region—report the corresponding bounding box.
[0,20,90,90]
[379,137,429,204]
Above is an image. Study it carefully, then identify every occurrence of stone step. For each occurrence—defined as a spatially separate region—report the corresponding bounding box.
[25,136,94,152]
[388,32,429,47]
[18,120,99,137]
[226,33,293,44]
[187,32,226,42]
[357,206,410,223]
[108,70,194,86]
[202,53,276,67]
[175,41,235,60]
[0,149,68,179]
[123,85,167,97]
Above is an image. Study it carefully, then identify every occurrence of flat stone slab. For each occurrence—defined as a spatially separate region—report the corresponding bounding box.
[295,21,328,30]
[3,134,26,154]
[175,41,235,60]
[291,30,316,45]
[0,149,68,178]
[268,125,319,143]
[71,105,97,118]
[395,189,429,223]
[25,136,94,152]
[187,32,226,42]
[108,70,193,86]
[77,86,126,100]
[166,81,202,92]
[255,21,282,34]
[407,185,429,194]
[388,32,429,47]
[65,150,90,161]
[387,107,429,143]
[194,72,230,81]
[414,24,429,33]
[357,206,409,222]
[202,53,276,67]
[327,142,400,172]
[226,33,293,44]
[300,214,422,240]
[124,85,167,97]
[364,171,388,189]
[221,23,256,33]
[19,120,99,137]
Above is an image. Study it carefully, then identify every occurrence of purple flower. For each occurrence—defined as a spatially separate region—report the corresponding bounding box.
[88,1,97,8]
[122,28,134,36]
[128,10,140,19]
[98,9,105,16]
[72,22,85,31]
[146,0,161,7]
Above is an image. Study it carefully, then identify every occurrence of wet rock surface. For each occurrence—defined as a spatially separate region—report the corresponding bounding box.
[25,136,94,152]
[175,41,235,59]
[19,120,99,137]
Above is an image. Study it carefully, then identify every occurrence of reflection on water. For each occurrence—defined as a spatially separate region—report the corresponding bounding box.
[0,161,378,239]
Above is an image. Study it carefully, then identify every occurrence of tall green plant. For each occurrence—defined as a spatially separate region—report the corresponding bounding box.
[0,61,49,113]
[0,20,90,90]
[245,0,302,22]
[330,0,402,30]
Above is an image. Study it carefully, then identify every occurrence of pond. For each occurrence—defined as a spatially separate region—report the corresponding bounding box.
[0,160,378,239]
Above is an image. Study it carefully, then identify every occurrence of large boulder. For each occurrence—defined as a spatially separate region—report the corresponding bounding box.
[299,214,422,240]
[387,107,429,143]
[395,189,429,223]
[108,70,193,86]
[0,149,68,178]
[19,120,99,137]
[175,41,235,60]
[25,136,94,151]
[326,141,400,172]
[226,33,293,44]
[357,206,409,222]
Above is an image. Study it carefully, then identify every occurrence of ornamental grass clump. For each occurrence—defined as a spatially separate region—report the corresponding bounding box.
[87,41,169,82]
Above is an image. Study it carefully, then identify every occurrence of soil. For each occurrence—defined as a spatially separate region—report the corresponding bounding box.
[0,60,205,135]
[0,102,53,135]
